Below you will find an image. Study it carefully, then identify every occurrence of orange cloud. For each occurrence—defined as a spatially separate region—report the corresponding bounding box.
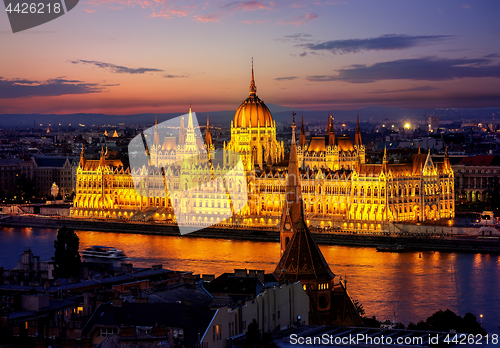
[84,8,96,13]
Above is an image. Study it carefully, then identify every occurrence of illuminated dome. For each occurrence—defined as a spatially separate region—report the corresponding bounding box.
[233,64,273,128]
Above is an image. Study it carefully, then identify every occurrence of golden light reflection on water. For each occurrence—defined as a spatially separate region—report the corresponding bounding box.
[60,230,500,332]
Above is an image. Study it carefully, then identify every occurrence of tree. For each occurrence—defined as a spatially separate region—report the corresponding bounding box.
[242,319,277,348]
[353,299,365,316]
[54,226,81,278]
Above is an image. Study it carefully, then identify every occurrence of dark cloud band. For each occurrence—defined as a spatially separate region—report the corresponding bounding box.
[307,57,500,83]
[70,60,163,74]
[0,77,107,98]
[303,34,455,54]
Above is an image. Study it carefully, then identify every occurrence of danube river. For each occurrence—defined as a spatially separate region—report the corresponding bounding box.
[1,226,499,335]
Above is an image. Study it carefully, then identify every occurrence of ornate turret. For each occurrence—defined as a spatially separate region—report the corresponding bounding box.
[299,113,307,148]
[327,114,335,146]
[382,146,388,172]
[154,115,160,146]
[205,116,213,148]
[444,145,451,171]
[354,114,362,146]
[79,146,86,168]
[99,145,105,167]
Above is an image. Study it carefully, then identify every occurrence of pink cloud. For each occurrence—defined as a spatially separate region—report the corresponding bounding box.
[151,6,193,18]
[278,12,319,26]
[222,0,273,11]
[241,19,270,24]
[85,0,196,18]
[84,8,96,12]
[194,13,221,22]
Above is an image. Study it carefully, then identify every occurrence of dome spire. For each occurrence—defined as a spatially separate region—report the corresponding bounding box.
[249,57,256,95]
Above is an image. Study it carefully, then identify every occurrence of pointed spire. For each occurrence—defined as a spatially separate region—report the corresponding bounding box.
[355,113,362,146]
[79,145,85,168]
[99,145,105,166]
[205,116,213,147]
[328,114,335,146]
[188,105,194,129]
[284,111,301,226]
[444,145,450,170]
[299,112,307,147]
[383,146,388,163]
[179,115,186,146]
[154,115,160,146]
[249,58,257,95]
[418,144,421,154]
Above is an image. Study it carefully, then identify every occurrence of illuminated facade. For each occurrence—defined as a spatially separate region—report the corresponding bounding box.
[224,62,284,171]
[72,65,455,230]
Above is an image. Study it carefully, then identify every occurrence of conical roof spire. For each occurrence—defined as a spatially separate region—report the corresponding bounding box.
[188,104,194,129]
[283,111,302,226]
[299,112,307,147]
[154,115,160,146]
[79,145,85,168]
[249,58,257,95]
[205,116,212,147]
[274,121,334,282]
[355,113,362,146]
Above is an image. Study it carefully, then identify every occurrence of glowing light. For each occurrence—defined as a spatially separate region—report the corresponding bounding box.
[404,123,410,129]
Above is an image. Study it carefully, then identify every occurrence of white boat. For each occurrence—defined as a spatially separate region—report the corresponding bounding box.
[81,246,126,259]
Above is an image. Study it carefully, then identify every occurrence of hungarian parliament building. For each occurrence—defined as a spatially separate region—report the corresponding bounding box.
[71,66,455,231]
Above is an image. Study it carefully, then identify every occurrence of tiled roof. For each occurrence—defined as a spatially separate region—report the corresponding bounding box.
[34,157,69,168]
[457,155,498,166]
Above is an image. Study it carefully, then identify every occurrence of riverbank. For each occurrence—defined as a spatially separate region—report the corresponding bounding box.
[2,214,500,253]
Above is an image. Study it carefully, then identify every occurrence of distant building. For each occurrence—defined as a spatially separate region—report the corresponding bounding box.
[452,155,500,202]
[1,248,54,286]
[32,156,74,198]
[0,159,34,194]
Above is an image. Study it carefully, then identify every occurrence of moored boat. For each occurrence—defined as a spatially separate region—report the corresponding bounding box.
[376,244,405,252]
[80,246,126,259]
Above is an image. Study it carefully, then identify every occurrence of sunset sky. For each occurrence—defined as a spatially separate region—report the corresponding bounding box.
[1,0,500,115]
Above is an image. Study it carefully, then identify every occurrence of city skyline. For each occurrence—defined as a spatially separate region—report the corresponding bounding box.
[1,1,500,115]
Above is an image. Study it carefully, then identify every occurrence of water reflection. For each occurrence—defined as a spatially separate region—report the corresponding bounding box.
[0,227,499,335]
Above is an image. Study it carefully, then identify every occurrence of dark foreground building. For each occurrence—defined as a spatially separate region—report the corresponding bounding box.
[274,119,363,326]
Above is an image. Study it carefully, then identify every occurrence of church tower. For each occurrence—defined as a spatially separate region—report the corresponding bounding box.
[274,119,363,326]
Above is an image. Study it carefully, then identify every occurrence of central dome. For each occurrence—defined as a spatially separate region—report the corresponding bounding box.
[233,64,274,128]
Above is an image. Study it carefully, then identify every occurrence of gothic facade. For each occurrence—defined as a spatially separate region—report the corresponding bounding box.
[71,65,455,230]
